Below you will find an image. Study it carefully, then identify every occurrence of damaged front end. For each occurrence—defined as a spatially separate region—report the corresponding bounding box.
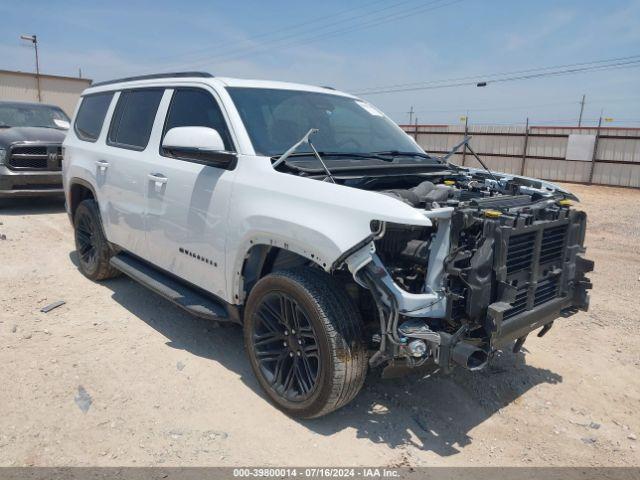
[337,174,594,374]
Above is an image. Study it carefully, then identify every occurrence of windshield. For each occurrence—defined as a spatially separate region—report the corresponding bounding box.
[227,87,424,158]
[0,104,70,129]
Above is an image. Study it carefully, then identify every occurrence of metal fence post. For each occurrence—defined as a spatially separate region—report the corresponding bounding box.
[588,116,602,184]
[461,115,468,166]
[414,118,418,141]
[520,117,529,176]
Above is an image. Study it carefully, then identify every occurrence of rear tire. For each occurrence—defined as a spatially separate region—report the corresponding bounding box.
[73,199,120,281]
[244,268,368,418]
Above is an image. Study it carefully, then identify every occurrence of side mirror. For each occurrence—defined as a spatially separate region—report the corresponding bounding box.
[54,119,70,130]
[162,126,236,170]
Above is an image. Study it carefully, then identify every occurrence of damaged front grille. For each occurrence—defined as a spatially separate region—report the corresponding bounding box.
[505,284,529,319]
[504,277,561,319]
[503,222,568,319]
[533,276,559,307]
[540,225,567,264]
[506,231,536,274]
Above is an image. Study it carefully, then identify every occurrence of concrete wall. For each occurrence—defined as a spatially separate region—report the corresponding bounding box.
[0,70,91,116]
[402,123,640,188]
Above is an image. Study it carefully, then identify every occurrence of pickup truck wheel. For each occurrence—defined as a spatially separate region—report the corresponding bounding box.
[73,199,120,281]
[244,268,367,418]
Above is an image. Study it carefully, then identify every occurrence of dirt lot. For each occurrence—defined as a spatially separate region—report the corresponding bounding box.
[0,183,639,467]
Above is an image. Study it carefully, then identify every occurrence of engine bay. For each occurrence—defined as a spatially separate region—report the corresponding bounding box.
[343,169,591,370]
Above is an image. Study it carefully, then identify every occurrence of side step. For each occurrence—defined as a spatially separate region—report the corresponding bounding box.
[110,253,229,321]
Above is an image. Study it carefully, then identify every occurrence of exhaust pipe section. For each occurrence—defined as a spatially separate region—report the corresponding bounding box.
[450,341,489,371]
[397,320,489,372]
[437,331,489,372]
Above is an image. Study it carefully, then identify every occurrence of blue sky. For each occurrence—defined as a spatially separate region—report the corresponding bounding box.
[2,0,639,126]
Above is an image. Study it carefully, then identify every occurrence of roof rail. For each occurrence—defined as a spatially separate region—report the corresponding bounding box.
[91,72,213,88]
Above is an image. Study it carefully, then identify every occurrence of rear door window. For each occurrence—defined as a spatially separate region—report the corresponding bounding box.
[162,88,234,152]
[108,89,164,150]
[74,92,114,142]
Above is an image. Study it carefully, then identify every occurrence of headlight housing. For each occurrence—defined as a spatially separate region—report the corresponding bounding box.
[0,148,6,166]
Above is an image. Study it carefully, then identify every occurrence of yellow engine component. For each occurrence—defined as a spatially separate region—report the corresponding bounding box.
[444,180,456,185]
[484,209,503,218]
[558,199,573,207]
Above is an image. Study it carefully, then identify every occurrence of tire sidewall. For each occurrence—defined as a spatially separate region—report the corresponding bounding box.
[244,273,334,417]
[73,201,103,279]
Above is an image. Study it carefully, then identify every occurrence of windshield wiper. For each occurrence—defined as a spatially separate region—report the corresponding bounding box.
[373,150,434,160]
[318,152,395,161]
[272,129,336,183]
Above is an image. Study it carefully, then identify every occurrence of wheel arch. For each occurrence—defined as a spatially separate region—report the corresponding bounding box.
[235,242,327,306]
[68,177,98,220]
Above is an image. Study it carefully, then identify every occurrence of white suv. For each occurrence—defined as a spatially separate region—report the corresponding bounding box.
[63,72,592,418]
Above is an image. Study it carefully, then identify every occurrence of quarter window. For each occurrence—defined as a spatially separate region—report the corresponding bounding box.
[163,89,234,151]
[74,92,114,142]
[108,89,164,150]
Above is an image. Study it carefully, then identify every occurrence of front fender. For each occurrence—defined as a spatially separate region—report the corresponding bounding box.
[225,155,433,303]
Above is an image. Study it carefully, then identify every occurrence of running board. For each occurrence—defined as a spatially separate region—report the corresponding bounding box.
[110,253,229,321]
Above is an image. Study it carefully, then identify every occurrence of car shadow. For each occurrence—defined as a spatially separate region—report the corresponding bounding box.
[95,267,562,457]
[0,196,66,215]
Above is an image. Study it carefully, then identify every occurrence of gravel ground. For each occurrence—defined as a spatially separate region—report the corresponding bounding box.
[0,183,639,467]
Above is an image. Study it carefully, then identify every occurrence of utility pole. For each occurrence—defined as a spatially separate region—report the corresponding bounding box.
[520,117,530,176]
[461,114,469,166]
[578,94,586,127]
[407,106,414,125]
[20,34,41,102]
[588,115,603,184]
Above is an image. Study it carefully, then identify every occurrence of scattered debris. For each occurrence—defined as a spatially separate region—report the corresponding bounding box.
[203,430,228,441]
[0,234,6,241]
[11,325,17,333]
[628,433,637,441]
[589,422,601,430]
[176,361,185,371]
[22,333,32,340]
[40,300,66,313]
[581,437,597,445]
[74,385,93,413]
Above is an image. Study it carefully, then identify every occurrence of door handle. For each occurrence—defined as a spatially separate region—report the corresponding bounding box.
[96,160,110,171]
[148,173,168,184]
[148,173,168,193]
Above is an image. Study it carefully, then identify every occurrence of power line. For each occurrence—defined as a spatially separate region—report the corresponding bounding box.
[352,56,640,95]
[161,0,463,71]
[150,0,395,64]
[352,54,640,93]
[150,0,415,66]
[389,99,581,115]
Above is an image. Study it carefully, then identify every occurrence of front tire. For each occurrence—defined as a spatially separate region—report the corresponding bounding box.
[73,199,120,281]
[244,268,368,418]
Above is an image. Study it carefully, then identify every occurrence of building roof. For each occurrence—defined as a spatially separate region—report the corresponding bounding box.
[0,69,92,84]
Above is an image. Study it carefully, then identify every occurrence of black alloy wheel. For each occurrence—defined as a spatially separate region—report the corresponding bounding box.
[252,291,320,401]
[73,199,120,281]
[244,268,368,418]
